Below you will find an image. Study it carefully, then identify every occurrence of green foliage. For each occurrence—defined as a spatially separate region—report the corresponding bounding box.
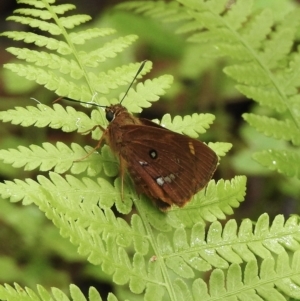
[0,283,119,301]
[117,0,300,181]
[1,0,300,301]
[155,113,215,138]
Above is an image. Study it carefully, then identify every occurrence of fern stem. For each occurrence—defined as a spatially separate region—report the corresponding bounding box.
[134,198,178,301]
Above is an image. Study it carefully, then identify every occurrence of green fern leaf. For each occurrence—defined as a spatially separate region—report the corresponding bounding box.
[144,283,165,301]
[3,64,93,99]
[209,142,232,157]
[0,142,95,174]
[15,4,75,18]
[6,47,84,79]
[240,8,273,48]
[0,283,119,301]
[169,251,300,300]
[176,19,202,34]
[284,51,300,95]
[0,178,40,205]
[50,3,76,14]
[2,6,144,102]
[0,104,94,132]
[243,113,300,146]
[157,112,215,138]
[253,149,300,179]
[165,176,247,228]
[59,15,92,29]
[7,15,62,35]
[0,31,72,54]
[14,8,53,20]
[236,85,286,112]
[121,75,173,113]
[69,28,116,44]
[157,213,300,282]
[17,0,54,8]
[224,62,271,86]
[90,62,152,95]
[262,28,295,69]
[79,35,138,66]
[117,1,192,27]
[223,0,252,30]
[174,278,193,300]
[130,215,149,255]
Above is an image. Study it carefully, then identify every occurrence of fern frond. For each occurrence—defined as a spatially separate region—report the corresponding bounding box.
[187,251,300,300]
[253,149,300,179]
[0,172,142,245]
[1,3,142,101]
[117,1,191,22]
[2,163,300,300]
[117,0,300,177]
[69,28,116,44]
[14,8,53,20]
[236,85,286,112]
[0,177,39,205]
[0,283,119,301]
[121,75,173,113]
[59,15,92,29]
[3,64,93,99]
[0,31,72,54]
[243,113,300,146]
[90,62,152,95]
[7,16,63,35]
[0,104,94,132]
[157,213,300,278]
[0,142,92,174]
[26,187,166,294]
[80,35,138,67]
[209,142,232,158]
[157,112,215,137]
[6,47,84,78]
[160,176,247,228]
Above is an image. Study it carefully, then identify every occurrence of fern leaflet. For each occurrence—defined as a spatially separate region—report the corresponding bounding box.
[0,283,120,301]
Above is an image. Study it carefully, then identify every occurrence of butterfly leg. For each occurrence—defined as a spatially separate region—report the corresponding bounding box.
[74,125,107,162]
[79,124,105,135]
[118,155,127,202]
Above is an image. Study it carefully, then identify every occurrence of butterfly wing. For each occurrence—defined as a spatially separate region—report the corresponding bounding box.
[116,121,218,210]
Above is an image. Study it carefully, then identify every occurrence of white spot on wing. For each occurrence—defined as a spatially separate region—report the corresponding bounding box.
[156,177,164,186]
[156,174,176,186]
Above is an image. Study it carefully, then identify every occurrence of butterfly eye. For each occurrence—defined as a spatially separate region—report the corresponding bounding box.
[106,110,115,122]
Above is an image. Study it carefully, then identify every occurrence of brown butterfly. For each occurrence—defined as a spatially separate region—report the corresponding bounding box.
[64,62,218,211]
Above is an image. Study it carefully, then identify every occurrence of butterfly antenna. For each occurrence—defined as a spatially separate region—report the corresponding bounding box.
[55,60,148,107]
[53,96,106,108]
[119,60,148,105]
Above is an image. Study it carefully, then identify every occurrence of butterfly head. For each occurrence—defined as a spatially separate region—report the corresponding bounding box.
[105,104,128,123]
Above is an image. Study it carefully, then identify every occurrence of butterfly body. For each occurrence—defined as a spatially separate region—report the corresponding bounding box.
[100,104,218,211]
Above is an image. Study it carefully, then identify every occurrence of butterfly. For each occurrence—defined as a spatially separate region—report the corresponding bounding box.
[64,61,218,211]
